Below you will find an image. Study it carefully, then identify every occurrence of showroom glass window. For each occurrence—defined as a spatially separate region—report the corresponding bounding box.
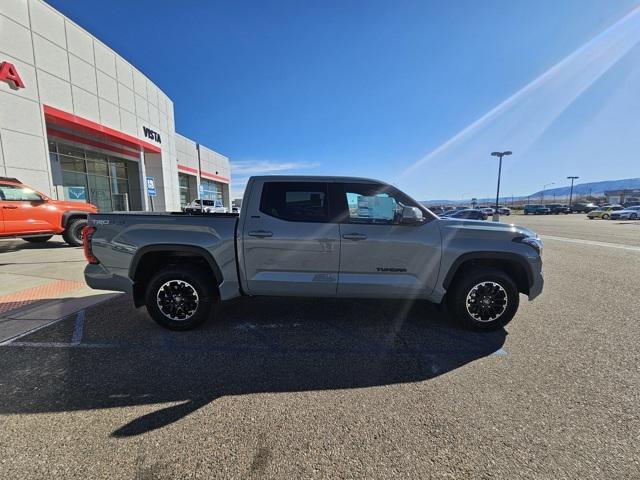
[260,182,328,222]
[178,173,191,207]
[49,140,133,212]
[200,178,223,202]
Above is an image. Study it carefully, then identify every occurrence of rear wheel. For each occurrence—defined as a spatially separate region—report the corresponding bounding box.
[631,213,638,220]
[22,235,53,243]
[62,218,87,246]
[447,267,519,331]
[145,265,216,330]
[602,214,610,220]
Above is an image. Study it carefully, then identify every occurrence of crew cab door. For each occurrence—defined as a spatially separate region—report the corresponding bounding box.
[335,182,441,299]
[241,180,340,296]
[0,183,52,234]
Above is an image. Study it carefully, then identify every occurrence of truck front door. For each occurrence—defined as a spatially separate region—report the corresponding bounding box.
[335,182,441,299]
[241,181,340,296]
[0,183,52,235]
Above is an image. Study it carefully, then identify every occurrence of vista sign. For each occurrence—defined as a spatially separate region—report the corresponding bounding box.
[0,62,25,89]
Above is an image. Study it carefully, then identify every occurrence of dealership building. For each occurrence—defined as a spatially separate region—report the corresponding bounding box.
[0,0,230,212]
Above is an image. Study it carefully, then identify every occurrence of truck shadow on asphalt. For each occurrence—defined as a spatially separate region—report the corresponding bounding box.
[0,296,506,438]
[0,238,72,253]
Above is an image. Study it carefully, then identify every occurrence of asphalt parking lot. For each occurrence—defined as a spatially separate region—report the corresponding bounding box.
[0,215,638,479]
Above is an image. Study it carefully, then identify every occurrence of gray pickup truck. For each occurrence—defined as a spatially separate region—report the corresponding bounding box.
[84,176,543,331]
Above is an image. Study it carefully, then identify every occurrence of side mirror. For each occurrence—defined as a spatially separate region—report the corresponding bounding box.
[401,206,423,224]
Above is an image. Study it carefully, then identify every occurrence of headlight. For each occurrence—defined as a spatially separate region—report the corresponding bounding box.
[514,236,543,255]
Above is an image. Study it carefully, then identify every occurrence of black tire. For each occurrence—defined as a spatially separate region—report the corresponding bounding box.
[62,218,87,246]
[447,267,519,331]
[22,235,53,243]
[145,265,216,330]
[602,214,609,220]
[631,213,638,220]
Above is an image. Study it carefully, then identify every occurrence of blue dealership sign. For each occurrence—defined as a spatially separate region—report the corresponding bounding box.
[146,176,156,196]
[67,186,86,201]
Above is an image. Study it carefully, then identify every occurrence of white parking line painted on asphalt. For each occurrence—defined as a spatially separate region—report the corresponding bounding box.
[71,310,85,345]
[542,235,640,252]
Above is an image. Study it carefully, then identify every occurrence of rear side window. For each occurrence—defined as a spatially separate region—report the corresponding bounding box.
[260,182,328,222]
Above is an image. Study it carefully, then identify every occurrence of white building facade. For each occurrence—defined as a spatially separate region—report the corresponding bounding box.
[0,0,230,212]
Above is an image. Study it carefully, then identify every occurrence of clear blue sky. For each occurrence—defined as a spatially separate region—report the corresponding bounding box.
[47,0,640,200]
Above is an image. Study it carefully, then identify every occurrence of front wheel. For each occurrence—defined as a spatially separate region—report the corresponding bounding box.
[145,265,216,330]
[22,235,53,243]
[447,268,519,331]
[62,218,87,246]
[630,213,638,220]
[602,214,610,220]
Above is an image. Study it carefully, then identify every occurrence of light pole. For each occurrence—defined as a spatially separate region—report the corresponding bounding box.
[491,151,512,221]
[541,182,555,204]
[567,176,579,210]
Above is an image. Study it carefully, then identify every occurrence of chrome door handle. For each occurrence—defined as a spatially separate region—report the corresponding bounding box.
[248,230,273,238]
[342,233,367,241]
[2,205,18,209]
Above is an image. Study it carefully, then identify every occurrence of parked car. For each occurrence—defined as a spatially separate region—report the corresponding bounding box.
[524,205,551,215]
[481,207,495,215]
[610,205,640,220]
[0,176,97,246]
[571,202,597,213]
[442,209,487,220]
[545,204,571,214]
[84,175,544,332]
[184,199,228,214]
[587,205,624,219]
[497,207,511,215]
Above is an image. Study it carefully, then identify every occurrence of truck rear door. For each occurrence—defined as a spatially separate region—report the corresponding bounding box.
[334,181,441,299]
[241,180,340,296]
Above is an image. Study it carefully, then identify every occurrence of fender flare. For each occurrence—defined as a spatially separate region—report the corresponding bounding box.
[442,251,534,291]
[61,211,89,229]
[129,244,224,285]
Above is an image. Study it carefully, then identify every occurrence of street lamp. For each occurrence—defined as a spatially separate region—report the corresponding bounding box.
[491,151,512,221]
[541,182,555,204]
[567,176,579,209]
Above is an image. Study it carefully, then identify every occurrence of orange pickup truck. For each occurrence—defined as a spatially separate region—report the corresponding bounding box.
[0,177,97,246]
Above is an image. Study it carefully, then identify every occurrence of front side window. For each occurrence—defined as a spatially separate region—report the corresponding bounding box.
[0,184,43,201]
[340,183,425,225]
[260,182,328,222]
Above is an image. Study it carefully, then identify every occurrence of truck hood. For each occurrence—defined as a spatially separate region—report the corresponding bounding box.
[49,199,97,212]
[436,218,538,239]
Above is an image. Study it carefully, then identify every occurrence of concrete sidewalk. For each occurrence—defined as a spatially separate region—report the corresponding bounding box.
[0,236,120,343]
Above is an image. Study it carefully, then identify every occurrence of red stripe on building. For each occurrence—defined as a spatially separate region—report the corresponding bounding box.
[177,164,198,174]
[43,105,161,154]
[47,127,140,159]
[177,164,229,184]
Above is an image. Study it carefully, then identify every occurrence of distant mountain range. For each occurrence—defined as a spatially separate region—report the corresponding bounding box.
[421,178,640,205]
[528,178,640,197]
